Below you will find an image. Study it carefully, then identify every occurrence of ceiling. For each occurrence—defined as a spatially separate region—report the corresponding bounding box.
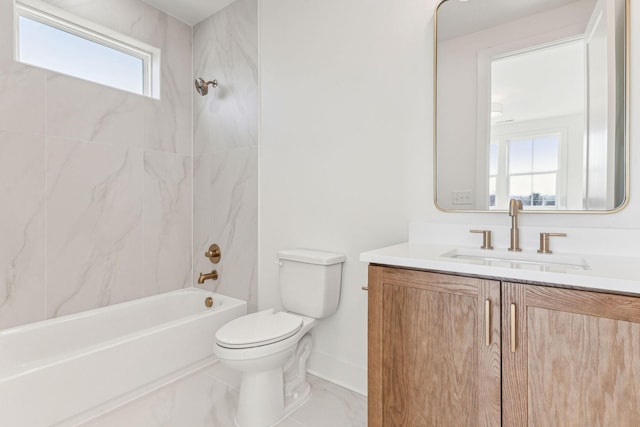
[141,0,235,25]
[437,0,591,40]
[143,0,589,32]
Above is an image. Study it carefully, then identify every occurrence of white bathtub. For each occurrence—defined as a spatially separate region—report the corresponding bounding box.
[0,288,246,426]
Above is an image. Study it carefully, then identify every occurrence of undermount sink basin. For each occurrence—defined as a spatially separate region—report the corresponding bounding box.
[441,248,590,270]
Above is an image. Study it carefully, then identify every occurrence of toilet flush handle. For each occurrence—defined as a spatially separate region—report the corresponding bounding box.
[275,260,284,267]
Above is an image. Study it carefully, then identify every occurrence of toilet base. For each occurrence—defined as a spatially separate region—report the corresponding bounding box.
[284,334,313,409]
[236,366,285,427]
[232,334,314,427]
[234,380,311,427]
[282,380,312,421]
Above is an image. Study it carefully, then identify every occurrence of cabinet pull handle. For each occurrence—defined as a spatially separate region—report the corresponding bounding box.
[361,286,369,291]
[510,303,517,353]
[485,299,491,346]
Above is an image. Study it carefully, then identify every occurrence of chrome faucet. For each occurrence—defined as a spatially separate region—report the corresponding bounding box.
[508,199,523,252]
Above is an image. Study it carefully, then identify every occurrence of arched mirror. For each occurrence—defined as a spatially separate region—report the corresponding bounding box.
[435,0,628,212]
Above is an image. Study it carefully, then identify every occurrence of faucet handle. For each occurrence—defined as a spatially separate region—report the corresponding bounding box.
[537,232,567,254]
[205,244,221,264]
[470,229,494,250]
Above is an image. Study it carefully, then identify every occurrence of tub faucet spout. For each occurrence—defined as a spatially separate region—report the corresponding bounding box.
[508,198,523,252]
[198,270,218,284]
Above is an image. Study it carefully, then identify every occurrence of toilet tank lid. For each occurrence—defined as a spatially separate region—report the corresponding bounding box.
[278,249,346,265]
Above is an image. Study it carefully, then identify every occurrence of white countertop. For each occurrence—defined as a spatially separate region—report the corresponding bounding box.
[360,242,640,296]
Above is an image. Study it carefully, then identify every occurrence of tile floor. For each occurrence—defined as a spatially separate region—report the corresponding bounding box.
[82,362,367,427]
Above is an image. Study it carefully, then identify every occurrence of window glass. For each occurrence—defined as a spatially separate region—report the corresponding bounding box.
[532,173,556,206]
[19,16,144,95]
[489,143,498,176]
[509,175,533,205]
[488,143,498,207]
[489,176,496,207]
[532,136,559,172]
[508,139,533,174]
[506,134,560,207]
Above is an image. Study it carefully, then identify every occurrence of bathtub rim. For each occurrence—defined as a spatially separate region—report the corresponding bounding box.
[0,288,245,381]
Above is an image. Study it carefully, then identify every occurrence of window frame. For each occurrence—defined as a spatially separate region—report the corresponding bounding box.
[14,0,161,99]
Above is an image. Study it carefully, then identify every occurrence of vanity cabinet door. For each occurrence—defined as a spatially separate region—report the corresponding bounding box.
[368,266,501,427]
[502,283,640,426]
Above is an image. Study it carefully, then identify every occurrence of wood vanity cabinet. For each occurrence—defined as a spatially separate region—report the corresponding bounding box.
[502,282,640,426]
[368,265,640,427]
[367,266,502,426]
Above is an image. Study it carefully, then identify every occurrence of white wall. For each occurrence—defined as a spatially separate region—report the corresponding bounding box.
[259,0,431,394]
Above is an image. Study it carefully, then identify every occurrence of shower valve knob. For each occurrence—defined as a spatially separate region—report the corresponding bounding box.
[205,244,221,264]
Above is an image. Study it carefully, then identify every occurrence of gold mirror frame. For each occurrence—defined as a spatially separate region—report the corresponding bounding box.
[433,0,630,214]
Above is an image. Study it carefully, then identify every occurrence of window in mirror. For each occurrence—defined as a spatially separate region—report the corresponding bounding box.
[488,143,498,207]
[15,0,160,98]
[490,133,562,209]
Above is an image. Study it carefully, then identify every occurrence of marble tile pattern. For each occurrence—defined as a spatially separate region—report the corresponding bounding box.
[0,131,46,329]
[46,74,145,149]
[143,151,193,296]
[46,137,145,317]
[0,0,15,71]
[0,0,193,328]
[193,0,258,311]
[193,0,258,155]
[194,148,258,309]
[82,362,367,427]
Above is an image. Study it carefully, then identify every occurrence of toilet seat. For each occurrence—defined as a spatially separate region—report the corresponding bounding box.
[216,310,303,349]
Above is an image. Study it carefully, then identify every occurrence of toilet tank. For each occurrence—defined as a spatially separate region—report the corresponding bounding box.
[278,249,346,319]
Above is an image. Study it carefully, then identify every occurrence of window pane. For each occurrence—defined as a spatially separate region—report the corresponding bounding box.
[489,177,496,207]
[533,173,556,206]
[508,139,532,174]
[19,16,144,95]
[509,175,532,206]
[489,143,498,176]
[533,136,559,172]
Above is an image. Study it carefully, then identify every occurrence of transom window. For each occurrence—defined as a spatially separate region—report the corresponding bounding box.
[15,1,160,98]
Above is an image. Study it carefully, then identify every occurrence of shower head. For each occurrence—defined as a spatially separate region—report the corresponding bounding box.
[194,77,218,96]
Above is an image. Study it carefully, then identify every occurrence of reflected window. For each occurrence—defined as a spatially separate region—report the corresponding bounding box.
[488,143,498,207]
[507,135,559,207]
[489,132,563,209]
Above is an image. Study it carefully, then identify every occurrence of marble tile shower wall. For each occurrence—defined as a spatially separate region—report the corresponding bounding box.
[193,0,258,311]
[0,0,193,328]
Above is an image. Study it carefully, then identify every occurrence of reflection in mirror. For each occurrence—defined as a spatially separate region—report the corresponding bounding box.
[435,0,627,212]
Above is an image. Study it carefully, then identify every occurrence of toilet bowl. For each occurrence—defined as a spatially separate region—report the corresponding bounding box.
[213,249,345,427]
[215,310,316,427]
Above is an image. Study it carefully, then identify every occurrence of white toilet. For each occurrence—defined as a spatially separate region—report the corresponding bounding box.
[214,249,346,427]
